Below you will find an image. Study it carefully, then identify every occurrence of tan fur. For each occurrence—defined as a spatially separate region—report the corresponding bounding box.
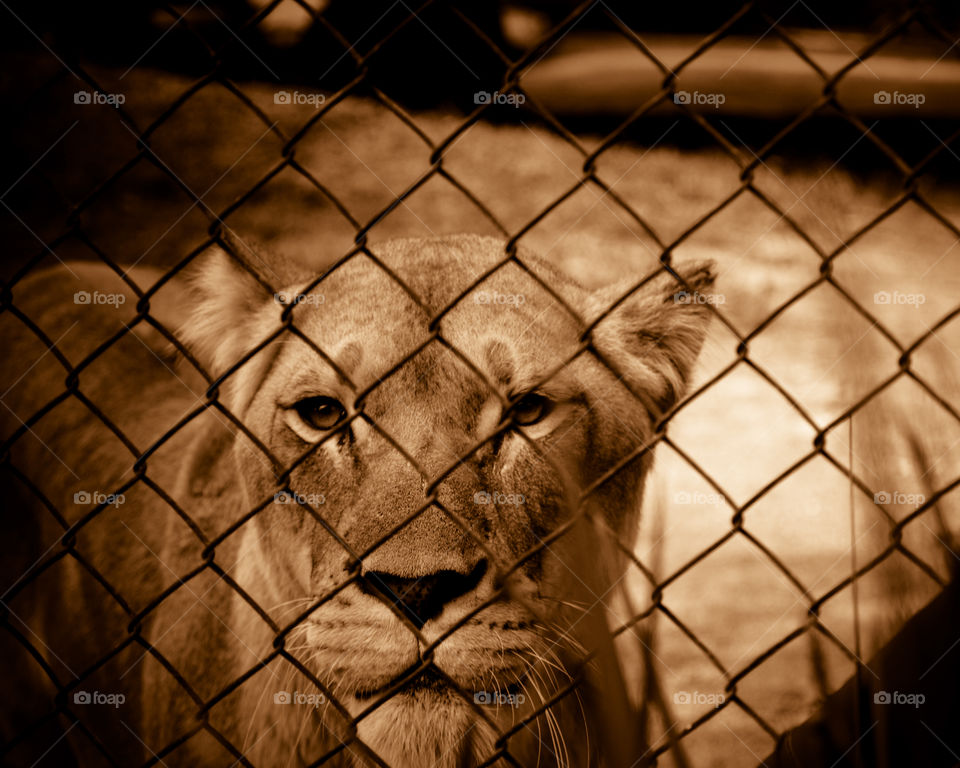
[0,235,713,767]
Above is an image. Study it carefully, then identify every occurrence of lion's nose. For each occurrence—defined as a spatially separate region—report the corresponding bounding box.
[360,559,488,630]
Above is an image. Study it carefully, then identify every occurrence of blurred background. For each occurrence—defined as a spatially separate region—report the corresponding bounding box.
[1,1,959,766]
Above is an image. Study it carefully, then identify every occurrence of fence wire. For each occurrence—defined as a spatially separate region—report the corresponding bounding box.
[1,1,959,767]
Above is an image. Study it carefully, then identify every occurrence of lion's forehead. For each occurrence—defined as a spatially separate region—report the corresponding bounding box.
[293,286,581,389]
[292,239,583,337]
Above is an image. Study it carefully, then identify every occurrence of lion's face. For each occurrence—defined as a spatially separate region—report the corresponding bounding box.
[180,235,713,764]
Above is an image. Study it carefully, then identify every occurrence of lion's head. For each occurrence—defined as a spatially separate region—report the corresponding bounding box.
[174,234,714,766]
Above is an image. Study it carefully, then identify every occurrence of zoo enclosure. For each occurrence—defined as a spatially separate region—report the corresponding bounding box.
[2,0,960,766]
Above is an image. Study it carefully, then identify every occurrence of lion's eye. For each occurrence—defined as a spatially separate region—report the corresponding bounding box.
[293,396,347,431]
[509,393,552,427]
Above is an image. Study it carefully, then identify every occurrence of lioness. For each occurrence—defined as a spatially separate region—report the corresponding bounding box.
[0,235,713,767]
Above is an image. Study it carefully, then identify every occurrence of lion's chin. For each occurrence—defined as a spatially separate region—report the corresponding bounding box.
[349,683,497,768]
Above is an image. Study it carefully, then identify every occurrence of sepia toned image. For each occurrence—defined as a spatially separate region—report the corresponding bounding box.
[1,1,959,766]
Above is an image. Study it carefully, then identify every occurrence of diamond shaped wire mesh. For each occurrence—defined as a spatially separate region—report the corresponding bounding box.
[1,1,959,767]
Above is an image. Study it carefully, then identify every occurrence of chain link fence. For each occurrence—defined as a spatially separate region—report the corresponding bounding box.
[1,1,959,766]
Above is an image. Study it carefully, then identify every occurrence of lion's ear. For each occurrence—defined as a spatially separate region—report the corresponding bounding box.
[177,243,276,378]
[587,261,716,417]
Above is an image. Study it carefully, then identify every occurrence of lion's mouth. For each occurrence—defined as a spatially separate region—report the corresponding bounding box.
[353,665,526,703]
[354,666,451,700]
[302,589,546,705]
